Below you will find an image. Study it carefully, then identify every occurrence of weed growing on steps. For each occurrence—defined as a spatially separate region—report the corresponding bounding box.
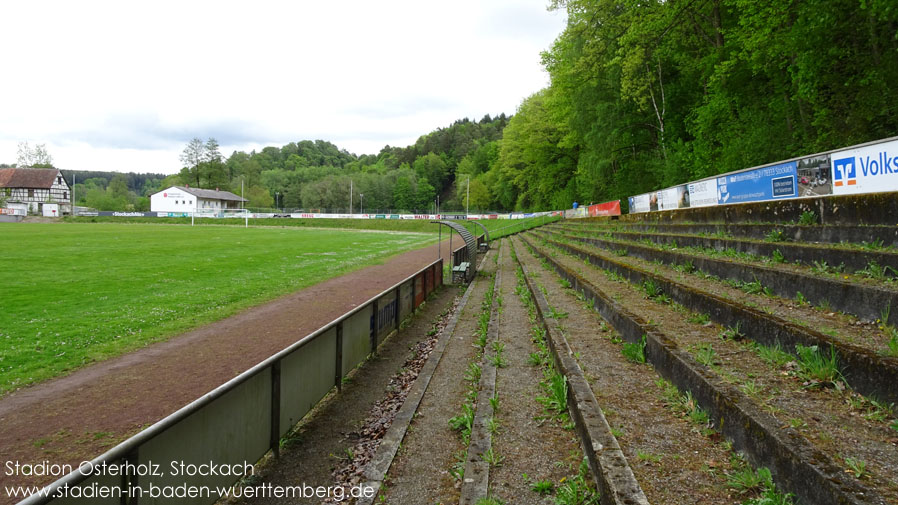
[751,341,793,369]
[448,403,475,445]
[677,259,696,273]
[694,343,717,367]
[654,377,795,503]
[530,479,554,495]
[844,457,868,479]
[553,458,600,505]
[765,229,786,242]
[720,322,745,341]
[856,260,897,281]
[642,279,671,303]
[621,335,647,364]
[449,273,497,478]
[794,344,843,388]
[798,210,817,226]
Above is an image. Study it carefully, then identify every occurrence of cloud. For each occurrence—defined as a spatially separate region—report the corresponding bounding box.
[0,0,566,173]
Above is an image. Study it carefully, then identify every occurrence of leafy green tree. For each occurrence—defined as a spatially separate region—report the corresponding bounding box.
[179,137,205,187]
[245,185,273,208]
[413,153,448,190]
[415,179,436,211]
[392,176,415,212]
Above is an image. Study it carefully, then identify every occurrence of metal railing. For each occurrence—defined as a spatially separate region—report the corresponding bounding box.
[18,258,444,505]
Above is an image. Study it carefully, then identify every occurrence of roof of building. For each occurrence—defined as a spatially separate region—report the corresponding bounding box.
[0,168,63,189]
[170,186,247,202]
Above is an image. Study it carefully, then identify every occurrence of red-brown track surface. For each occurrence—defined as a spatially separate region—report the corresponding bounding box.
[0,239,453,503]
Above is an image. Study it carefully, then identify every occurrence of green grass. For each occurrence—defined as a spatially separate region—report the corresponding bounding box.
[0,222,435,393]
[621,335,647,364]
[65,215,558,238]
[794,344,842,387]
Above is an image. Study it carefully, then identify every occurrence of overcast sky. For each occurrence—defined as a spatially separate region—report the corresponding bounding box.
[0,0,566,175]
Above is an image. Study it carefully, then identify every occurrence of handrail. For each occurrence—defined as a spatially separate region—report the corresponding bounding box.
[18,257,443,505]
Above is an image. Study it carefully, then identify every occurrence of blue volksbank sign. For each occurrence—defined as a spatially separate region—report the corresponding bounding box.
[717,161,797,205]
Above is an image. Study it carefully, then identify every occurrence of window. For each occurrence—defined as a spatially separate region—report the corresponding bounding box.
[28,189,34,199]
[57,176,62,184]
[63,191,68,200]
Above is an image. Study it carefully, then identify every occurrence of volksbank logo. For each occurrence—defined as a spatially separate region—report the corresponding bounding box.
[834,150,898,187]
[833,157,856,187]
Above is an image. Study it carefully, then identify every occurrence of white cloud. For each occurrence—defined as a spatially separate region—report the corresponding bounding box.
[0,0,565,174]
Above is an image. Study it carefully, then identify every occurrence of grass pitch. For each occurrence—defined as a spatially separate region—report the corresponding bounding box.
[0,223,435,394]
[65,215,560,238]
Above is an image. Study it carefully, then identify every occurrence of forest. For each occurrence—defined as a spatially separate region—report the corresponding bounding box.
[60,116,508,213]
[33,1,898,213]
[494,0,898,210]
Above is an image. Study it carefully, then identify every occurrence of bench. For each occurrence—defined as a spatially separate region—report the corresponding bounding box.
[452,262,471,283]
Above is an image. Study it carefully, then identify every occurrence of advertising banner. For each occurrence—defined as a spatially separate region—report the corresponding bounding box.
[716,161,797,205]
[100,211,159,217]
[830,139,898,195]
[659,186,689,210]
[796,154,833,197]
[587,200,622,217]
[628,193,652,214]
[687,180,717,208]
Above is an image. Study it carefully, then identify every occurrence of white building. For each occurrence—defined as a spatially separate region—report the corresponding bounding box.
[150,186,247,215]
[0,168,72,215]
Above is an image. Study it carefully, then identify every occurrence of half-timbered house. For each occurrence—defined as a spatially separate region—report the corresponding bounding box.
[0,168,72,216]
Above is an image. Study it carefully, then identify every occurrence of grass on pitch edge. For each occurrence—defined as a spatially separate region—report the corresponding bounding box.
[0,223,436,394]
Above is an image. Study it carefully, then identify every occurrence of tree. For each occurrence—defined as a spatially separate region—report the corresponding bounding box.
[245,185,274,208]
[392,176,415,212]
[203,138,222,163]
[17,142,53,168]
[179,138,204,186]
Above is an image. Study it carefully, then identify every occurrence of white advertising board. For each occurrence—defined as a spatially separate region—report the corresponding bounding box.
[628,193,652,213]
[830,139,898,195]
[659,186,688,210]
[687,180,717,208]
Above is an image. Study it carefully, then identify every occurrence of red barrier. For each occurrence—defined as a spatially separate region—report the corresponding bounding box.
[588,200,621,217]
[433,261,443,288]
[425,267,434,295]
[414,273,425,307]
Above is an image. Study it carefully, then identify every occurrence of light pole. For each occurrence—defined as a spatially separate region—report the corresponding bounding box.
[360,193,364,214]
[275,191,280,212]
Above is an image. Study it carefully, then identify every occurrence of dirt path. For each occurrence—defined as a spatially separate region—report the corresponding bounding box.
[0,239,453,502]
